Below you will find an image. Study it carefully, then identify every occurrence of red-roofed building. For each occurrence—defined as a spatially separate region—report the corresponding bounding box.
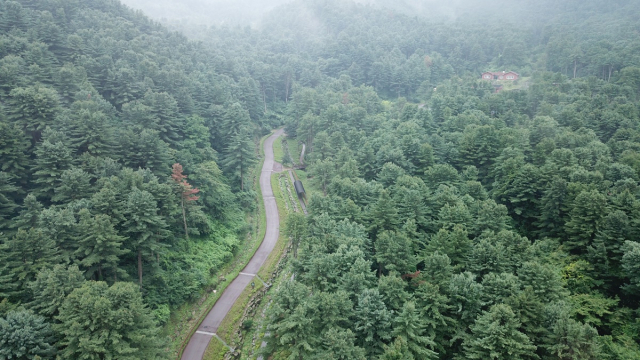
[481,71,519,81]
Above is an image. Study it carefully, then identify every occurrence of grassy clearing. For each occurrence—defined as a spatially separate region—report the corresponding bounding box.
[171,131,271,359]
[294,169,321,202]
[214,281,265,345]
[272,136,284,164]
[241,266,292,359]
[202,339,227,360]
[498,76,531,91]
[292,139,303,165]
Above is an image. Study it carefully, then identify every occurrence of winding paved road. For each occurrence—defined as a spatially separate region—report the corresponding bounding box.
[181,129,284,360]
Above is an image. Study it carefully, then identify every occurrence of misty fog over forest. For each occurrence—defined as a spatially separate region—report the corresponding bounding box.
[119,0,627,27]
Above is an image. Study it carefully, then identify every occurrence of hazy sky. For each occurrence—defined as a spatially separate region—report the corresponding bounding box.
[119,0,531,27]
[119,0,294,25]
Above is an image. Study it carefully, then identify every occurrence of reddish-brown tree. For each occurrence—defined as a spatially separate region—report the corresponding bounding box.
[171,163,199,239]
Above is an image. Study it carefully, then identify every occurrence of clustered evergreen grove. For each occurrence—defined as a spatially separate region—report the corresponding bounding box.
[1,0,640,359]
[254,1,639,360]
[0,0,266,358]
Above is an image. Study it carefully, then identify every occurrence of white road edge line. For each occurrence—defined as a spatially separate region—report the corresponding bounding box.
[239,272,256,276]
[195,331,216,336]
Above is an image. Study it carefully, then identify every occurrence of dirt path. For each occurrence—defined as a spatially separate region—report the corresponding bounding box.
[181,129,284,360]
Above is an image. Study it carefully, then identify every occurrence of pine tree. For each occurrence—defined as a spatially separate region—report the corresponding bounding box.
[28,264,85,318]
[368,190,400,238]
[220,102,252,146]
[309,158,334,196]
[32,139,74,201]
[7,86,60,144]
[564,190,608,254]
[379,336,415,360]
[285,212,307,258]
[314,328,366,360]
[621,241,640,296]
[446,272,484,350]
[75,210,129,281]
[142,91,184,147]
[118,128,172,176]
[422,252,454,290]
[0,228,60,300]
[378,272,410,312]
[223,128,256,191]
[0,310,56,359]
[66,105,116,156]
[56,281,165,359]
[414,281,454,356]
[517,261,567,302]
[468,237,507,278]
[0,172,19,231]
[353,288,393,356]
[544,317,602,359]
[123,188,170,288]
[464,304,538,359]
[425,225,471,271]
[481,272,521,306]
[375,230,416,275]
[51,167,93,204]
[392,301,438,359]
[12,194,43,230]
[189,160,236,221]
[0,121,30,185]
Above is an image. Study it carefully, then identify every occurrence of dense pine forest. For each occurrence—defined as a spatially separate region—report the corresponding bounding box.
[2,0,640,359]
[0,0,265,358]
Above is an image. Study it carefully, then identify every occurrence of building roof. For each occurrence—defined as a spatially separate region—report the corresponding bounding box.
[294,180,305,195]
[482,71,519,76]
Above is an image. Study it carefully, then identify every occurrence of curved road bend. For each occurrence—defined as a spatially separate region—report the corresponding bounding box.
[182,129,284,360]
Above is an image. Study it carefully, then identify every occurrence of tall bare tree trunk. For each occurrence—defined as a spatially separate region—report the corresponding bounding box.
[138,250,143,289]
[181,197,188,239]
[240,163,244,191]
[261,83,267,113]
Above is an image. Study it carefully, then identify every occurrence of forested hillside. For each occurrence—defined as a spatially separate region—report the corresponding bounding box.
[3,0,640,359]
[0,0,265,358]
[247,1,640,360]
[157,0,640,102]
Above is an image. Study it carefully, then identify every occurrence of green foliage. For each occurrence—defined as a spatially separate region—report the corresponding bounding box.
[545,317,602,359]
[353,288,392,356]
[56,281,165,360]
[75,210,129,280]
[7,86,60,142]
[392,301,438,359]
[5,0,640,358]
[464,304,538,360]
[0,172,19,230]
[564,190,609,253]
[0,310,56,360]
[223,127,257,190]
[0,228,60,300]
[32,138,74,201]
[375,230,415,275]
[28,264,85,318]
[285,211,307,258]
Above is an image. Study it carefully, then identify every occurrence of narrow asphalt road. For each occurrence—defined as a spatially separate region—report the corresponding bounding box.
[181,129,284,360]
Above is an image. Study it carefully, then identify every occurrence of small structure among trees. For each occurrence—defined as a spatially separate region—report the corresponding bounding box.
[481,71,519,80]
[294,180,306,201]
